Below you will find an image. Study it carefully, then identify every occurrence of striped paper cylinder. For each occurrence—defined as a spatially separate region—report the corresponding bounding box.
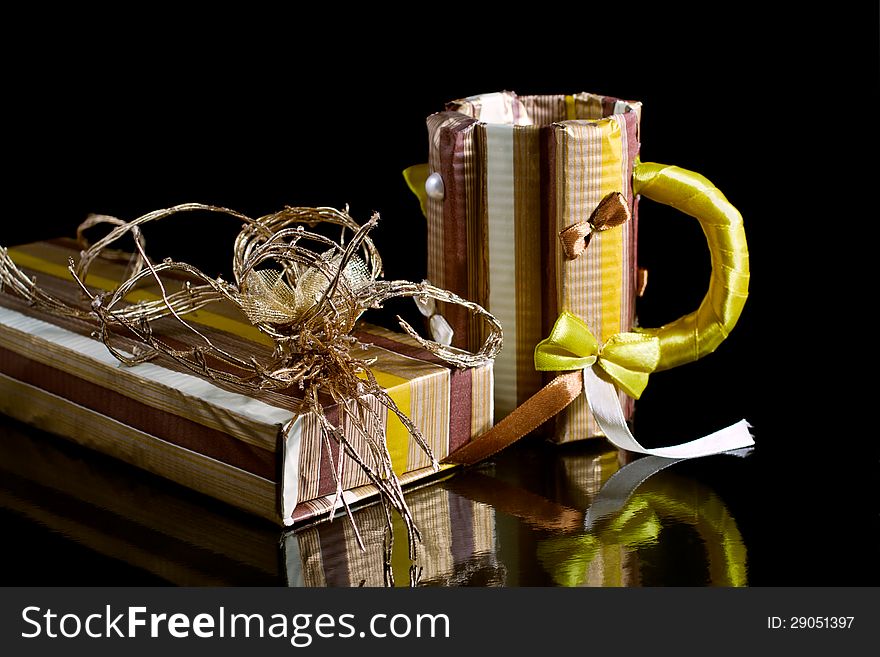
[425,90,641,443]
[0,239,493,525]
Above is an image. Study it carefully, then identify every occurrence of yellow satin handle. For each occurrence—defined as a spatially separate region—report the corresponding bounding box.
[633,161,749,371]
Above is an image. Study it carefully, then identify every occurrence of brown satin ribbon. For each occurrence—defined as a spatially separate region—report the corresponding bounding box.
[559,191,631,260]
[444,371,584,466]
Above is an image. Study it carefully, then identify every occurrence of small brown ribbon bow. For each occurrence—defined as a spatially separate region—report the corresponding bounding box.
[559,191,631,260]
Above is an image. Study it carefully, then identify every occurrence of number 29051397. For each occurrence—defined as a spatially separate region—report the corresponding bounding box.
[767,617,854,629]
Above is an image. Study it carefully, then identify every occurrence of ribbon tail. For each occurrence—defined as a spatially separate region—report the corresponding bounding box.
[583,368,754,459]
[444,371,583,465]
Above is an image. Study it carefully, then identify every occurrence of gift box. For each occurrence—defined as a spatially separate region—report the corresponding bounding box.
[416,90,749,445]
[0,237,493,526]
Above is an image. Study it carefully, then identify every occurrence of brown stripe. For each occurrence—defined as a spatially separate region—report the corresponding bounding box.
[0,286,310,469]
[315,404,342,498]
[466,123,487,351]
[622,111,640,423]
[317,515,352,586]
[291,500,325,524]
[623,111,641,305]
[352,328,472,454]
[0,345,277,480]
[472,124,490,351]
[541,126,560,351]
[518,94,567,124]
[573,93,604,120]
[440,123,469,350]
[513,125,543,406]
[602,97,617,117]
[446,367,472,454]
[447,489,474,566]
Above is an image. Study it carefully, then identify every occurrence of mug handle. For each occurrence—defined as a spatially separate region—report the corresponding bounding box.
[632,161,749,371]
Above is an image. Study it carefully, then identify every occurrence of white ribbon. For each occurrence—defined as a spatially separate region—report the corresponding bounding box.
[583,447,752,530]
[582,367,754,459]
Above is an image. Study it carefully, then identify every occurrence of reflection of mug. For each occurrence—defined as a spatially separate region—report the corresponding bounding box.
[539,451,748,587]
[419,91,748,442]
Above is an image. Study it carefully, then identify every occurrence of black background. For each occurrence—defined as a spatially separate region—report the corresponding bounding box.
[1,9,877,584]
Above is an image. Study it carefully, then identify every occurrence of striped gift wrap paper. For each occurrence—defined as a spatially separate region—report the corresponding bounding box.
[0,239,493,525]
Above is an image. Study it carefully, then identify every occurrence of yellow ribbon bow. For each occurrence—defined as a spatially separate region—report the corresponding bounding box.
[534,312,660,399]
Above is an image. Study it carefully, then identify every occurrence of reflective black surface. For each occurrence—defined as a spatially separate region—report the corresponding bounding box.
[1,413,876,587]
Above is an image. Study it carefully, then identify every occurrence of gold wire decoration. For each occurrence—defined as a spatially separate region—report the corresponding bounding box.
[0,203,502,557]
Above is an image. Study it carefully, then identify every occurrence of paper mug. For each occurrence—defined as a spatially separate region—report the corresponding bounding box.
[408,91,748,443]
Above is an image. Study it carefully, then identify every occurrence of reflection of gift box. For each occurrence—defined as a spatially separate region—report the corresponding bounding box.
[423,91,641,443]
[0,238,493,526]
[285,480,501,587]
[0,419,282,585]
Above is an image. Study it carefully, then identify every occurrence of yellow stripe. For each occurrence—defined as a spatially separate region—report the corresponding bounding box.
[368,369,411,477]
[599,120,624,340]
[8,248,273,347]
[564,94,576,120]
[390,509,411,587]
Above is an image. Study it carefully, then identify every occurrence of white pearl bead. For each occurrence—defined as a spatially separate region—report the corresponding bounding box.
[425,172,445,200]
